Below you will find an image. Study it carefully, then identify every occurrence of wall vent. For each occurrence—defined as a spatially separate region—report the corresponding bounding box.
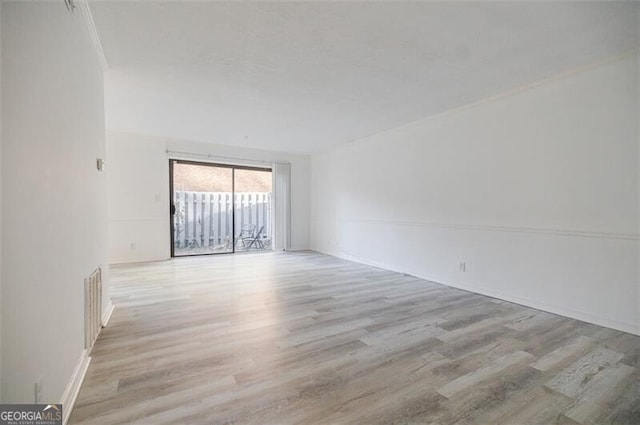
[84,268,102,350]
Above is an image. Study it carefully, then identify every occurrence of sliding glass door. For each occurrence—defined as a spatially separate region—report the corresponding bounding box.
[170,160,273,257]
[234,168,273,252]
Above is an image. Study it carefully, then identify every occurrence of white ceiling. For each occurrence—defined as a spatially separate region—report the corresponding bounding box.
[92,1,639,155]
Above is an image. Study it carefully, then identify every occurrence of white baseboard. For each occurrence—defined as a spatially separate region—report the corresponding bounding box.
[436,277,640,337]
[102,301,115,327]
[321,249,640,337]
[59,302,112,424]
[109,256,171,265]
[60,350,91,425]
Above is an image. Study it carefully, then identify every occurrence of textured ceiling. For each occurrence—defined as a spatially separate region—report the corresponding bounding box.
[92,1,639,154]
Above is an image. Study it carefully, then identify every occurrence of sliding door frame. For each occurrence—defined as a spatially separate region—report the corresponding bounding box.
[169,159,272,257]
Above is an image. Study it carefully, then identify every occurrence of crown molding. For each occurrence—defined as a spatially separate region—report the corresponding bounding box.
[76,0,109,72]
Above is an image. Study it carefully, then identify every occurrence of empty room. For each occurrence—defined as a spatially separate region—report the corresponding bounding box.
[1,1,639,424]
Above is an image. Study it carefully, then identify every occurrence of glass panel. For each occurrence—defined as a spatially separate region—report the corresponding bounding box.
[172,162,233,256]
[234,168,273,252]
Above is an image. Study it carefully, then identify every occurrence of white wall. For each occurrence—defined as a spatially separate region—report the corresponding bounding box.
[107,132,170,263]
[1,2,108,402]
[107,131,310,263]
[636,14,640,342]
[0,0,3,401]
[311,54,640,335]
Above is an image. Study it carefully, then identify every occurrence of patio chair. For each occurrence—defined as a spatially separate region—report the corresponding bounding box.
[244,226,265,250]
[236,224,257,250]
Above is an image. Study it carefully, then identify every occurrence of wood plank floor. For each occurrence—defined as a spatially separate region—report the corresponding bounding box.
[69,251,640,425]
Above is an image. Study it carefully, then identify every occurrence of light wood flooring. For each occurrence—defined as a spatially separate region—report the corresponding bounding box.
[69,251,640,424]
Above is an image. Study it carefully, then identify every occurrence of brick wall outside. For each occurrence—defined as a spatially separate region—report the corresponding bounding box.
[174,163,272,192]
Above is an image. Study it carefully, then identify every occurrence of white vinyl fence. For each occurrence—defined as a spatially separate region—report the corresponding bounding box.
[174,191,272,251]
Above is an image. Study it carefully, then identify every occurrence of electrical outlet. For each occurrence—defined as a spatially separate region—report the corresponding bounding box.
[130,242,136,250]
[34,377,43,403]
[458,261,466,272]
